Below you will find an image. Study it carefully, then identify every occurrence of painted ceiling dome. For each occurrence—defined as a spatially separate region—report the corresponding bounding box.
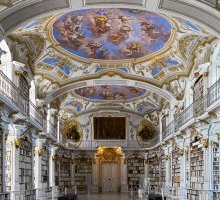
[51,8,173,61]
[8,5,218,116]
[74,85,147,101]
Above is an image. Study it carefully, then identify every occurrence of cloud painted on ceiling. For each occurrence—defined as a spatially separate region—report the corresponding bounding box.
[52,8,172,60]
[74,85,147,101]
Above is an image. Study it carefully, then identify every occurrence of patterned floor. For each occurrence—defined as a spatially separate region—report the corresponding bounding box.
[77,192,149,200]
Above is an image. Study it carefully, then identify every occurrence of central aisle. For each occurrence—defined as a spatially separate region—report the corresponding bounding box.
[77,193,148,200]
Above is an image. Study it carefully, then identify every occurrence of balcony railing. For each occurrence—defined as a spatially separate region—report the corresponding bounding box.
[196,0,220,9]
[10,189,36,200]
[0,193,10,200]
[29,101,45,128]
[208,78,220,106]
[48,122,57,139]
[162,121,174,140]
[162,78,220,141]
[0,71,47,131]
[0,70,20,106]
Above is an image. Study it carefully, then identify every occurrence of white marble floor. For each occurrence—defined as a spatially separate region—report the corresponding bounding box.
[77,192,148,200]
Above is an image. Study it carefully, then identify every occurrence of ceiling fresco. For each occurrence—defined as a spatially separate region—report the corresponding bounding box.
[9,9,217,87]
[52,8,173,61]
[55,87,166,118]
[74,85,147,101]
[7,7,218,111]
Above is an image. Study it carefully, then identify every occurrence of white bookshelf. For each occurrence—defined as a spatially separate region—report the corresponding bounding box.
[5,150,11,191]
[213,142,220,190]
[74,156,92,193]
[0,133,2,192]
[172,148,181,187]
[127,155,144,191]
[55,159,59,186]
[41,145,49,184]
[148,156,160,189]
[161,152,166,185]
[60,157,71,188]
[19,138,33,190]
[187,138,204,200]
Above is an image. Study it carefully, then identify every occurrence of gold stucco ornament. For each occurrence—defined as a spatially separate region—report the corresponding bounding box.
[14,138,20,148]
[202,138,209,148]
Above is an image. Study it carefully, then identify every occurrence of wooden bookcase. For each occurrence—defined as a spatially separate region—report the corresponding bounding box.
[187,138,204,200]
[127,155,144,191]
[74,156,92,193]
[148,155,160,189]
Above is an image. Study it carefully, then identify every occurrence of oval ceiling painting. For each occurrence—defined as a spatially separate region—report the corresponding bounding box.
[52,8,173,60]
[74,85,147,101]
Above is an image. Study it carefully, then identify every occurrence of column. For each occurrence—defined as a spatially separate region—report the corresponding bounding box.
[7,124,27,200]
[49,146,58,200]
[34,138,46,200]
[92,156,99,193]
[70,154,75,191]
[0,108,11,193]
[121,153,128,192]
[57,115,62,143]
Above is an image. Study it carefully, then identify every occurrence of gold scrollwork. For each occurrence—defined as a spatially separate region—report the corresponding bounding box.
[14,138,20,148]
[51,154,58,161]
[203,72,209,77]
[202,138,209,148]
[15,70,20,76]
[35,148,44,156]
[178,148,184,156]
[96,146,123,164]
[216,133,220,141]
[165,155,171,160]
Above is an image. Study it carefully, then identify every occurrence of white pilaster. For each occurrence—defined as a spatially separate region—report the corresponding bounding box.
[34,137,46,200]
[7,124,27,200]
[120,154,128,192]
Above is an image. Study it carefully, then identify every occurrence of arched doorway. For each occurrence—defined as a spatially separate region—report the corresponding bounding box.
[95,147,124,193]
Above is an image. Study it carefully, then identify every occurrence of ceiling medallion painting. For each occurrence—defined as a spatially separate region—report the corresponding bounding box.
[63,119,83,148]
[51,8,173,62]
[137,119,157,147]
[74,85,147,101]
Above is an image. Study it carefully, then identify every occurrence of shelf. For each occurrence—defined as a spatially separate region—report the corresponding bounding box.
[188,139,204,198]
[148,156,160,188]
[213,143,220,190]
[74,156,92,193]
[41,145,49,184]
[127,156,144,191]
[19,138,33,191]
[60,157,71,188]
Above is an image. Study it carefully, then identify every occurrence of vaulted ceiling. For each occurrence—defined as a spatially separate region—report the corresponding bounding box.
[1,1,219,119]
